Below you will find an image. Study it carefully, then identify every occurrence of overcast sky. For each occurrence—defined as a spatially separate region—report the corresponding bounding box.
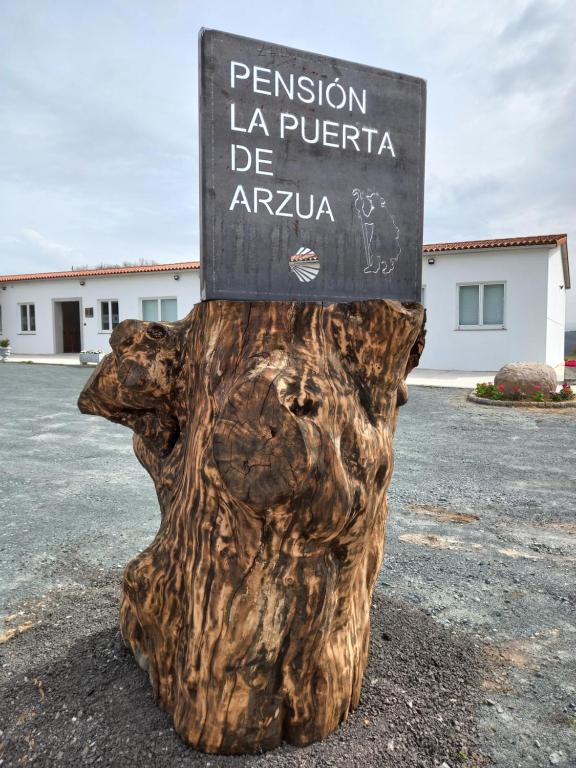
[1,0,575,325]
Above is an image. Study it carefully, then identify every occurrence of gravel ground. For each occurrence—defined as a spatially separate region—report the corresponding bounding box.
[1,364,576,767]
[0,573,483,768]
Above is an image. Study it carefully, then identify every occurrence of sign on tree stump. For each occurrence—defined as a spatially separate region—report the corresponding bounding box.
[78,27,427,757]
[78,299,425,754]
[200,29,426,303]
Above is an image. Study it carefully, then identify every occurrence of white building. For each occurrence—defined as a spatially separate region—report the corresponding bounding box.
[0,233,570,371]
[420,234,570,371]
[0,262,201,356]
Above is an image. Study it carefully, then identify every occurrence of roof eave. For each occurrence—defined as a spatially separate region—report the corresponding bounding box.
[558,237,571,290]
[0,262,200,284]
[422,243,558,256]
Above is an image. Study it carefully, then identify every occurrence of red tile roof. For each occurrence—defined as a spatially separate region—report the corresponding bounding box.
[0,260,200,283]
[423,234,567,253]
[0,235,569,287]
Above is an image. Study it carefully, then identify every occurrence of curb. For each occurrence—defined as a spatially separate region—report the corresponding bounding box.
[467,393,576,409]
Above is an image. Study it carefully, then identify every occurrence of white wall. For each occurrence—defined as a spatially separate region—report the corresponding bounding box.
[545,246,567,367]
[0,269,201,354]
[566,268,576,331]
[420,246,551,371]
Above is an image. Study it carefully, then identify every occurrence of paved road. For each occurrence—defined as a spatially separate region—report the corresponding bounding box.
[1,363,575,766]
[0,363,156,605]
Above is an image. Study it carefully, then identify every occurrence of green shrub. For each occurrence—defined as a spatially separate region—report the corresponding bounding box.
[474,382,506,399]
[475,382,496,398]
[551,384,574,401]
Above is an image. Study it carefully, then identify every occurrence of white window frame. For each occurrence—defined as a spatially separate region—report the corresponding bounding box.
[98,299,120,333]
[19,302,37,334]
[139,296,178,322]
[456,282,506,330]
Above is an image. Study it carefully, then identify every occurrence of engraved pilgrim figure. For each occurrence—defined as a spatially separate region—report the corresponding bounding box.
[352,189,401,276]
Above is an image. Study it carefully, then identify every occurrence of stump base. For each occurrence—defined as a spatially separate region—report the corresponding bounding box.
[78,299,425,754]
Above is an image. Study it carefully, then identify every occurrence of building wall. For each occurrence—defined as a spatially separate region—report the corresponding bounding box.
[0,269,201,354]
[419,247,551,370]
[0,247,568,370]
[545,246,567,368]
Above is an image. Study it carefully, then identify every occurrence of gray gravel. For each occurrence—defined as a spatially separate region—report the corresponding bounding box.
[0,573,484,767]
[387,387,576,767]
[1,364,576,767]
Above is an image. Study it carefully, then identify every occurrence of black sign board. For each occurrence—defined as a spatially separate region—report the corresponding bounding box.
[199,29,426,302]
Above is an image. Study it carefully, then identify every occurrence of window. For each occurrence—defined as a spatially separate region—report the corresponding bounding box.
[421,284,426,307]
[100,300,119,332]
[458,283,504,327]
[20,303,36,333]
[141,298,178,322]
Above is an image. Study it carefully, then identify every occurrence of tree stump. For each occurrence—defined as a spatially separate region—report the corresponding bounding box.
[78,299,425,754]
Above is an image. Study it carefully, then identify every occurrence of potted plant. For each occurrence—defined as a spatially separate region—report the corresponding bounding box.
[0,338,11,362]
[79,348,104,365]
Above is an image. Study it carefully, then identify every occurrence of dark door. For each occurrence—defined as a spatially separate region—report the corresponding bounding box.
[61,301,81,353]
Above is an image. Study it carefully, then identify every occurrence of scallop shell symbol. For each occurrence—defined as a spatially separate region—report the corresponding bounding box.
[289,247,320,283]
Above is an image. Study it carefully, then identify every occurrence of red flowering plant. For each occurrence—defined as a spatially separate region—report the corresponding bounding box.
[493,383,506,400]
[509,385,523,401]
[525,383,545,402]
[551,383,575,402]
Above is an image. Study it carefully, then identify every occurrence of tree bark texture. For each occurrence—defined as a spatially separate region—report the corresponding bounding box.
[78,299,425,754]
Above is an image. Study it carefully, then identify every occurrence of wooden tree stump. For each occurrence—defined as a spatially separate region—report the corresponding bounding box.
[78,299,425,754]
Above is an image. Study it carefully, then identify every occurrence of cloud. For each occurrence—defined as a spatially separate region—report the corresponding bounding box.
[0,229,83,274]
[498,0,559,41]
[0,0,574,324]
[19,229,76,256]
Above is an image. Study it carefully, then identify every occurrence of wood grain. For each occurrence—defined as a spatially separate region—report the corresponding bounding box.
[78,299,425,754]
